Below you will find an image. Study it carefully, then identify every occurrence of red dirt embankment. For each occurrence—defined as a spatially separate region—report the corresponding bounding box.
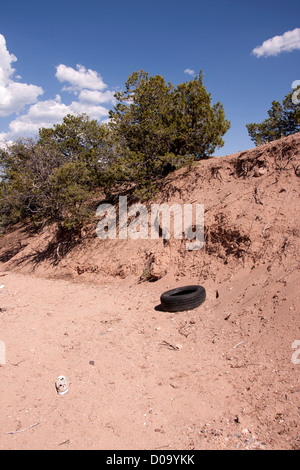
[0,133,299,450]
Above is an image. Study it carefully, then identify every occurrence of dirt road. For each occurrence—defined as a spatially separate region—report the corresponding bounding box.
[0,265,299,450]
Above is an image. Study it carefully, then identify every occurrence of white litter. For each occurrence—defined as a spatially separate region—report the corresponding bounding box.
[55,375,70,395]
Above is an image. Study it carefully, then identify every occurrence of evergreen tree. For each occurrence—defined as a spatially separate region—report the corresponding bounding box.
[0,114,108,229]
[108,70,230,196]
[0,71,231,228]
[246,88,300,145]
[172,72,230,158]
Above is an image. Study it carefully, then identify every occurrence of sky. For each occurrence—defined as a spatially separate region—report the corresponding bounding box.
[0,0,299,156]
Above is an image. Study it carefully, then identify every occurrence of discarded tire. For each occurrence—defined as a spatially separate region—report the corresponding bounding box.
[160,285,206,312]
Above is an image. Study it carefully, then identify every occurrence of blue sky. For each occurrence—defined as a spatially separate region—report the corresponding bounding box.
[0,0,299,155]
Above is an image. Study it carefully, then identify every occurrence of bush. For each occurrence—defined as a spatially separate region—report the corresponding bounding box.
[0,115,107,230]
[0,71,231,230]
[246,88,300,145]
[107,70,230,196]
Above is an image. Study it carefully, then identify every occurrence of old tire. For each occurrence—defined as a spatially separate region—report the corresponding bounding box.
[160,285,206,312]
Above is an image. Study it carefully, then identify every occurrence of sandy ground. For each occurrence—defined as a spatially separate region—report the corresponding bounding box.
[0,133,299,450]
[0,264,299,450]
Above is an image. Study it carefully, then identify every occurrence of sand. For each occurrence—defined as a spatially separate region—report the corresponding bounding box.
[0,133,299,450]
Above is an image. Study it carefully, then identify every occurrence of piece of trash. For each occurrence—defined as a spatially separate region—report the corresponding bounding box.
[159,340,180,350]
[55,375,69,395]
[0,340,5,365]
[0,285,4,289]
[5,420,43,434]
[89,360,95,366]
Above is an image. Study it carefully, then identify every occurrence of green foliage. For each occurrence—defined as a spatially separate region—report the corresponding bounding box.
[0,70,231,230]
[108,70,230,196]
[246,88,300,145]
[0,114,107,229]
[110,71,175,158]
[172,73,230,158]
[49,160,96,229]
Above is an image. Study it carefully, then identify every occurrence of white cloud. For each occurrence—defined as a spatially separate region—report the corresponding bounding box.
[184,68,195,77]
[6,94,110,139]
[0,33,17,84]
[0,132,8,149]
[0,82,44,117]
[7,95,69,136]
[67,101,109,119]
[78,89,116,105]
[55,64,107,91]
[0,34,115,143]
[252,28,300,57]
[0,34,43,117]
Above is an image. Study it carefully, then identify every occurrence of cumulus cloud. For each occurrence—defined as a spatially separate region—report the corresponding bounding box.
[184,68,196,77]
[252,28,300,57]
[0,33,17,84]
[56,64,107,91]
[0,34,43,117]
[6,94,110,139]
[78,89,116,105]
[0,82,44,117]
[0,34,116,143]
[0,132,9,149]
[7,95,70,136]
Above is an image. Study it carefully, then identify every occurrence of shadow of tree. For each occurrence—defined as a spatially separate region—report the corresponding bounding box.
[4,229,80,271]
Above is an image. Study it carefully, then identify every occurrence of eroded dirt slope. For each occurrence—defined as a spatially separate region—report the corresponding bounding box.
[0,133,299,450]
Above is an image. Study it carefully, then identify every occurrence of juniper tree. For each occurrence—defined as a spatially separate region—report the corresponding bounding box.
[108,70,230,197]
[246,88,300,145]
[0,114,109,229]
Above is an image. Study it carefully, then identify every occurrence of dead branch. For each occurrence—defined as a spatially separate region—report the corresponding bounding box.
[254,187,263,205]
[5,420,43,434]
